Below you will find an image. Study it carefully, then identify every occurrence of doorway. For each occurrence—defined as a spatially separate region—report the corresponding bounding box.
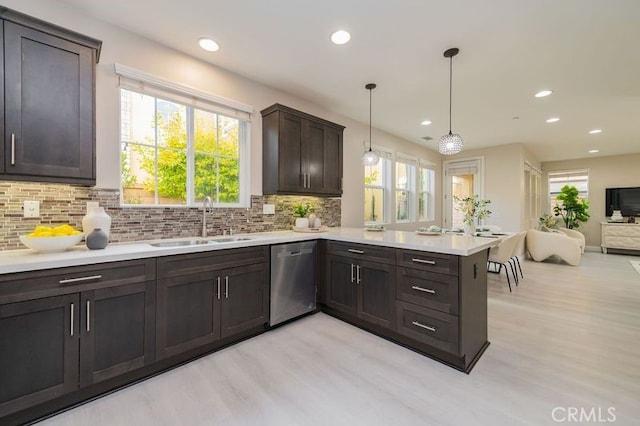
[443,158,484,229]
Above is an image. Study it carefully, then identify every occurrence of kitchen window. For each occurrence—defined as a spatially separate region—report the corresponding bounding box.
[395,160,416,222]
[116,64,252,207]
[418,164,435,221]
[364,157,390,224]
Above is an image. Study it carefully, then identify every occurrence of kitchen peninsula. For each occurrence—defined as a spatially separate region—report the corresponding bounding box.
[0,228,496,424]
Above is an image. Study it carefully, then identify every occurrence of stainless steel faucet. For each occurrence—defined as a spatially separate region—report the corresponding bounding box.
[228,212,235,236]
[202,196,213,238]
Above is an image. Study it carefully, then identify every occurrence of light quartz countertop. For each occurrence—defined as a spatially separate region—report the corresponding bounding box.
[0,227,499,275]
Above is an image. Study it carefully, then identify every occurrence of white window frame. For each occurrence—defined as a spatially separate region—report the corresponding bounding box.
[442,157,486,228]
[547,169,589,213]
[115,64,253,208]
[418,161,436,222]
[364,144,393,225]
[395,156,416,223]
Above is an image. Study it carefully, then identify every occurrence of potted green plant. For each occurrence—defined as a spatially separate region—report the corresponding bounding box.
[553,185,590,229]
[293,203,314,228]
[538,213,560,231]
[453,195,492,235]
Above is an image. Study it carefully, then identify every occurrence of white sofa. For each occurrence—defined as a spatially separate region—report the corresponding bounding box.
[557,228,586,254]
[526,229,582,266]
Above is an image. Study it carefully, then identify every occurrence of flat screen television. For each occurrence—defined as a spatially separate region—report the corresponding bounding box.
[606,187,640,217]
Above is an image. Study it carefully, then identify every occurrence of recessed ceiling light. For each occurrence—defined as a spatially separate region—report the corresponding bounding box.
[589,129,602,134]
[588,149,599,154]
[421,120,432,126]
[331,30,351,45]
[535,90,553,98]
[546,117,560,123]
[198,37,219,52]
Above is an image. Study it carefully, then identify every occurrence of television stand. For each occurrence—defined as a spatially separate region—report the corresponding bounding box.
[601,222,640,253]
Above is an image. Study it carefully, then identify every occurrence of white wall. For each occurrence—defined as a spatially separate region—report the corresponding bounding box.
[4,0,439,227]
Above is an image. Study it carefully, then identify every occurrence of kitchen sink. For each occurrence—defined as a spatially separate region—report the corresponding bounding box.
[149,239,211,248]
[149,237,253,247]
[208,237,253,243]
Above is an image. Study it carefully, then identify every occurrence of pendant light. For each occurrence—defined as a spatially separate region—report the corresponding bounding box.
[438,48,464,155]
[362,83,380,166]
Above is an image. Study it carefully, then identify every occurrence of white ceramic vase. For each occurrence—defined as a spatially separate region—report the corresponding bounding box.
[295,217,309,228]
[82,206,112,238]
[463,222,476,236]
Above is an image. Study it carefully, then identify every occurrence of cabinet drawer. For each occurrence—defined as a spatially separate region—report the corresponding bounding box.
[0,259,155,304]
[396,301,459,355]
[397,268,459,315]
[397,249,458,276]
[327,241,395,265]
[157,246,268,278]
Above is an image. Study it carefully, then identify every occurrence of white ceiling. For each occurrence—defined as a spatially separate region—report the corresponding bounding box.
[61,0,640,161]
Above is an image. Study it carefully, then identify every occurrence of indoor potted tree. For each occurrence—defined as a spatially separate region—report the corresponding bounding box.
[553,185,590,229]
[454,195,492,235]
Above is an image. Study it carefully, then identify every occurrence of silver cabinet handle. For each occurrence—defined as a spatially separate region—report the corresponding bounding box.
[11,133,15,165]
[411,285,436,294]
[306,173,311,189]
[224,276,229,298]
[216,277,221,300]
[350,263,355,283]
[70,303,75,336]
[412,258,436,265]
[412,321,436,332]
[356,265,361,284]
[86,300,91,332]
[59,275,102,284]
[348,249,364,254]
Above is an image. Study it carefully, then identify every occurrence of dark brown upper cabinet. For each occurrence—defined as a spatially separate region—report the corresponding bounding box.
[261,103,344,197]
[0,7,102,185]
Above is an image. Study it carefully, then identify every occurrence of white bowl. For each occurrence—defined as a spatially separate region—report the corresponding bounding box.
[19,234,84,252]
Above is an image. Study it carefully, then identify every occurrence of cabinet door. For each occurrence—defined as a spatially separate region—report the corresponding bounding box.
[3,21,94,182]
[322,125,343,195]
[0,294,79,417]
[220,263,269,339]
[156,272,221,359]
[278,113,305,192]
[304,120,325,192]
[325,255,357,316]
[79,282,156,387]
[357,260,395,329]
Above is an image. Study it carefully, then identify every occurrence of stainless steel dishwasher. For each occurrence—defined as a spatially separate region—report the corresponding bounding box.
[270,241,317,326]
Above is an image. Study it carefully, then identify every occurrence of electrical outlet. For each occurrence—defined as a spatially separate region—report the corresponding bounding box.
[263,204,275,215]
[87,201,99,212]
[23,200,40,218]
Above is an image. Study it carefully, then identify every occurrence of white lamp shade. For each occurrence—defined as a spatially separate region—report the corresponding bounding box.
[438,132,464,155]
[362,148,380,165]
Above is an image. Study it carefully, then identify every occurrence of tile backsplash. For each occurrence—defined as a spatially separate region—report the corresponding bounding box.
[0,182,341,251]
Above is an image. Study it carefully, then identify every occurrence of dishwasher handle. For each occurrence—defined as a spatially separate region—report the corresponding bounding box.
[277,248,314,258]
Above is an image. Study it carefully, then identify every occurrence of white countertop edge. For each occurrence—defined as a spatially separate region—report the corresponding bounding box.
[0,228,498,275]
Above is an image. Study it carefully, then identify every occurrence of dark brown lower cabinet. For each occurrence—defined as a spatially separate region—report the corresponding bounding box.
[79,281,156,387]
[0,259,156,419]
[156,247,269,360]
[0,294,78,417]
[326,254,395,329]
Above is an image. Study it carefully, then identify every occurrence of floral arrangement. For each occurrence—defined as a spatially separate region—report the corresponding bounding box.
[453,195,492,225]
[538,213,560,231]
[293,203,314,218]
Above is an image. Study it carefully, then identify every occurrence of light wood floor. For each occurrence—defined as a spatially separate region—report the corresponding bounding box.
[38,252,640,426]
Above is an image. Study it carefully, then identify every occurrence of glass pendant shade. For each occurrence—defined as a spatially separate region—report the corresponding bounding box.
[439,47,464,156]
[362,147,380,165]
[438,131,464,155]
